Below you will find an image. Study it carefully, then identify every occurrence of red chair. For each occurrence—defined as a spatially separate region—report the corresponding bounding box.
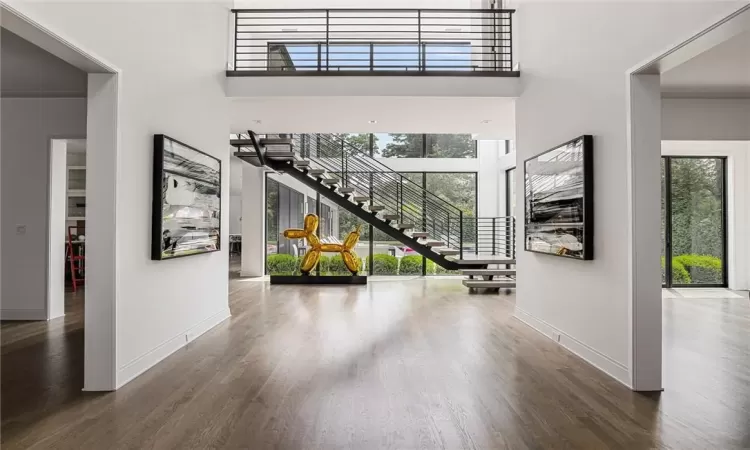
[67,226,85,292]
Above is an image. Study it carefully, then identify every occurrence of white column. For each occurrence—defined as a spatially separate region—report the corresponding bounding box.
[85,73,118,391]
[477,140,501,217]
[241,165,265,277]
[47,140,67,320]
[626,73,662,392]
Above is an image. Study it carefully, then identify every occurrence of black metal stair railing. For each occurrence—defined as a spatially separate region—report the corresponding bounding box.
[293,133,466,255]
[234,132,517,261]
[230,8,516,75]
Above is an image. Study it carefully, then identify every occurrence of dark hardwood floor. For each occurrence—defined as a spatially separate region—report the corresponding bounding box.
[1,268,749,449]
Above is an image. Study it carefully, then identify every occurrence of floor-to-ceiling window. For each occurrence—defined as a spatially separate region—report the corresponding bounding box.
[662,156,727,287]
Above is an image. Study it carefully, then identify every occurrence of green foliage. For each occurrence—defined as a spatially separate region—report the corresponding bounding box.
[661,256,691,284]
[327,254,362,275]
[381,134,423,158]
[660,254,723,284]
[317,255,330,274]
[399,255,423,275]
[434,261,459,275]
[372,254,398,275]
[425,259,437,275]
[267,254,298,275]
[674,254,722,284]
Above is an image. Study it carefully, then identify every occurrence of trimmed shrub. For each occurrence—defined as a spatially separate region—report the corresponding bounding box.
[372,254,398,275]
[435,262,459,275]
[425,259,437,275]
[671,257,691,284]
[267,254,298,275]
[661,256,691,284]
[317,255,331,274]
[399,255,423,275]
[674,254,722,284]
[328,254,362,275]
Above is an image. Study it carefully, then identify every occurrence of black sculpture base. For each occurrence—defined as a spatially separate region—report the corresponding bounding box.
[270,275,368,285]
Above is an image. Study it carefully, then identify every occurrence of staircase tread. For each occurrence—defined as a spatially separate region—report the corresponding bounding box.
[411,232,429,238]
[352,196,369,203]
[259,138,293,145]
[463,279,516,288]
[460,269,516,276]
[338,187,356,193]
[369,205,385,211]
[424,241,445,247]
[456,259,516,265]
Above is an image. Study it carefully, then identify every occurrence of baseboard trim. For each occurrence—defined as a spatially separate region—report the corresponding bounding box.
[1,308,47,320]
[514,307,631,388]
[116,307,231,388]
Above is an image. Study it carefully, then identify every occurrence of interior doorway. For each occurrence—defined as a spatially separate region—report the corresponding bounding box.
[661,156,728,288]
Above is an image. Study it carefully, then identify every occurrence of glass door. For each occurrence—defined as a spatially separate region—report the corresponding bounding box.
[662,156,727,287]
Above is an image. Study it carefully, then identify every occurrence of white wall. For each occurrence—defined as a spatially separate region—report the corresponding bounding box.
[0,98,86,320]
[514,1,748,387]
[229,195,243,234]
[663,98,750,141]
[662,140,750,291]
[6,2,232,387]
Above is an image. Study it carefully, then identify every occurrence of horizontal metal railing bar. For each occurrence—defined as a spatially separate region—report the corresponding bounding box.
[315,135,463,215]
[237,23,508,27]
[233,8,516,13]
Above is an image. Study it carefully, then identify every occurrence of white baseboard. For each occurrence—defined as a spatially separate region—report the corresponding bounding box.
[1,308,47,320]
[514,307,631,388]
[116,307,231,388]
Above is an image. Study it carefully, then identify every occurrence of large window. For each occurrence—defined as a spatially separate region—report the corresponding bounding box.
[662,157,727,287]
[267,42,473,72]
[266,172,477,276]
[366,133,476,158]
[265,178,305,260]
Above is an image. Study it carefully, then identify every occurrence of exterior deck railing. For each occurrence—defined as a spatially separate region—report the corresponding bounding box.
[229,8,515,75]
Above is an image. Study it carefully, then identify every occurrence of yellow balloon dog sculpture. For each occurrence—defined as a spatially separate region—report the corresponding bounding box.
[283,214,362,275]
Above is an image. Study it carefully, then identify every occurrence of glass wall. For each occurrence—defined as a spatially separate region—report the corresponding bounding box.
[266,172,477,276]
[363,133,475,158]
[662,157,726,287]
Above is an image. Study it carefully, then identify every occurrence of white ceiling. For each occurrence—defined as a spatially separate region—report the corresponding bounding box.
[229,96,516,140]
[1,27,88,98]
[661,30,750,98]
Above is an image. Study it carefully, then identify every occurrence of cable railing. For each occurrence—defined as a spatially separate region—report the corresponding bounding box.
[230,8,515,74]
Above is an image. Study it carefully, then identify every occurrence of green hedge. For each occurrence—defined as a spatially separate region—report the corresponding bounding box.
[435,261,459,275]
[674,254,722,284]
[660,254,722,284]
[399,255,423,275]
[372,254,398,275]
[425,259,437,275]
[327,254,362,275]
[267,254,299,275]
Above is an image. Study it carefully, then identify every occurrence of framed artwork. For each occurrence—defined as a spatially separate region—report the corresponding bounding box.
[151,134,221,260]
[524,135,593,260]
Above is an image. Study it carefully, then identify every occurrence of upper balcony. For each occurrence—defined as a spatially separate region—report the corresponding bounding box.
[225,8,520,98]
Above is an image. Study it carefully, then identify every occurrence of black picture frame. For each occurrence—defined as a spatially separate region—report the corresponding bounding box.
[523,135,594,260]
[151,134,222,261]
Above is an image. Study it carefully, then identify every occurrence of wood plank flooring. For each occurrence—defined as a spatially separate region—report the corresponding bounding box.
[1,275,749,449]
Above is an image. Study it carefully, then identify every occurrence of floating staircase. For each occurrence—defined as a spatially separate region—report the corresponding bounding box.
[232,132,516,290]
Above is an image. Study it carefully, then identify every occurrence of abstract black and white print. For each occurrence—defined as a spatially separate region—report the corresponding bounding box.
[153,135,221,260]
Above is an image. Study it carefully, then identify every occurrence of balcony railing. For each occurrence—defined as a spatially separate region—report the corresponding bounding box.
[229,8,516,75]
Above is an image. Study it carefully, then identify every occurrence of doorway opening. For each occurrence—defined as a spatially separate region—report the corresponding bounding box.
[661,156,728,288]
